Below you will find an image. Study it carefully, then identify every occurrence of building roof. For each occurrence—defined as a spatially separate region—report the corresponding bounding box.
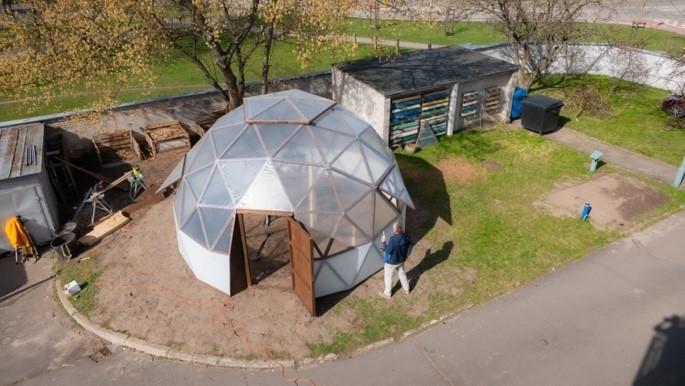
[335,45,518,97]
[0,123,44,181]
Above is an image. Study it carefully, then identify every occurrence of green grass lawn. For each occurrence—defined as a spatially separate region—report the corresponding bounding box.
[345,18,685,56]
[0,41,396,122]
[534,75,685,166]
[307,127,685,356]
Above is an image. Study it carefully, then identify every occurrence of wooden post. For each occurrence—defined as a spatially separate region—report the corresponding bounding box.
[428,41,432,49]
[396,39,400,54]
[353,33,357,45]
[373,36,378,51]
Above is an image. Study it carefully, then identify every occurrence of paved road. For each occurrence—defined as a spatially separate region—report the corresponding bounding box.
[3,210,685,385]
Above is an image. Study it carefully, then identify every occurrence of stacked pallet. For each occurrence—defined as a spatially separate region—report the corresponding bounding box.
[389,88,451,147]
[93,129,142,164]
[143,120,191,157]
[483,86,501,113]
[420,90,449,136]
[460,91,481,126]
[389,95,421,146]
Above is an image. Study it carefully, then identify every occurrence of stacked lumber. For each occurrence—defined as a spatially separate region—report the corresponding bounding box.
[142,120,191,157]
[93,129,142,164]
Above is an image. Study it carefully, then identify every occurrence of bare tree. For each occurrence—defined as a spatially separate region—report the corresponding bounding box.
[469,0,601,87]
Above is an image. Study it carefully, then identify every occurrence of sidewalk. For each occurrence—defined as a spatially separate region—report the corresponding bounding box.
[545,128,681,187]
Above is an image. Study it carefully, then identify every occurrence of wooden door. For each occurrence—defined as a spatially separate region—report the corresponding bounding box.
[229,214,251,295]
[287,218,316,316]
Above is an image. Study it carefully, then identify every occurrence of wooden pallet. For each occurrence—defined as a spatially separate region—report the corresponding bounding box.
[142,120,191,158]
[93,129,142,164]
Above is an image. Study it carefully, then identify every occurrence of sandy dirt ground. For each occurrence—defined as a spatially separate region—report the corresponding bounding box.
[537,173,668,230]
[78,155,476,360]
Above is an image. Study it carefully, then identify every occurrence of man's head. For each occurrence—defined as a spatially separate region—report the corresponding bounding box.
[393,222,402,234]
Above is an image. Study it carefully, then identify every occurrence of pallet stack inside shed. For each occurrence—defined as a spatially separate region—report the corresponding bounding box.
[389,88,450,147]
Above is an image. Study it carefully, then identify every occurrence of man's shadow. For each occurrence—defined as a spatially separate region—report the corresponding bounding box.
[392,241,454,294]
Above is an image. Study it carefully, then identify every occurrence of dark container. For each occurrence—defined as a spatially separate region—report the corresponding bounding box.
[521,95,564,134]
[50,232,76,260]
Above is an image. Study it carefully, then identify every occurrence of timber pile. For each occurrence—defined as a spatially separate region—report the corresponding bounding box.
[142,120,191,157]
[93,129,142,164]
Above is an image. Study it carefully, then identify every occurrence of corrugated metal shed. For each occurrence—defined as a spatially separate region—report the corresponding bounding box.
[0,123,44,180]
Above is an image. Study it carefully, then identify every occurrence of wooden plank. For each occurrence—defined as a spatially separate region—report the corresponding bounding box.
[22,124,44,176]
[53,157,128,191]
[9,126,27,179]
[0,127,19,179]
[287,218,316,316]
[229,214,250,295]
[78,211,130,247]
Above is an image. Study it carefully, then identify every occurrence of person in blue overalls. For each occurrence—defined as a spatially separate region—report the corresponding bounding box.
[380,222,412,298]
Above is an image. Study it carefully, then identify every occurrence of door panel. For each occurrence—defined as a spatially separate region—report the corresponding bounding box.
[287,218,316,316]
[229,214,250,295]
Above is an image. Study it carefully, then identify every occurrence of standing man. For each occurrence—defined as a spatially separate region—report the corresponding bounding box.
[380,222,412,298]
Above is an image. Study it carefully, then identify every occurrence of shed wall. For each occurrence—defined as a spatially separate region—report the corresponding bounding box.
[332,68,389,142]
[451,71,517,132]
[0,174,57,253]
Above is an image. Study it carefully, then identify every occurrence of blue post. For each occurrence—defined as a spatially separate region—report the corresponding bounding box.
[580,202,592,221]
[673,157,685,188]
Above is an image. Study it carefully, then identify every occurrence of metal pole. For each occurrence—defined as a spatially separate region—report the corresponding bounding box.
[674,157,685,188]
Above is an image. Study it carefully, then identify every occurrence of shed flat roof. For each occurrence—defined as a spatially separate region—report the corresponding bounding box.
[0,123,44,181]
[335,45,518,97]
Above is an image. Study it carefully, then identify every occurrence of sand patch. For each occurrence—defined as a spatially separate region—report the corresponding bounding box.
[436,157,485,184]
[537,173,668,230]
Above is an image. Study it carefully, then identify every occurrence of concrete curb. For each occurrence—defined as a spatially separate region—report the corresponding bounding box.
[55,280,293,369]
[55,278,480,370]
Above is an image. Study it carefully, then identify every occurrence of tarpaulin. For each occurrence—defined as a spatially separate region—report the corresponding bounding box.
[4,216,31,249]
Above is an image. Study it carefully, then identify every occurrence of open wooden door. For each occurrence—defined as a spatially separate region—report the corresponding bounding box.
[287,218,316,316]
[229,214,251,295]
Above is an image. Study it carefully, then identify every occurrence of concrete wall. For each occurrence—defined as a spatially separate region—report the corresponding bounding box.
[332,67,389,141]
[477,43,683,92]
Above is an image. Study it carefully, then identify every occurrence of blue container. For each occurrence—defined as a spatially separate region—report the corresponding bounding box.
[580,202,592,221]
[510,86,528,121]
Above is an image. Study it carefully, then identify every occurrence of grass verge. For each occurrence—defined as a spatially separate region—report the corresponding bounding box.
[54,256,101,317]
[535,74,684,166]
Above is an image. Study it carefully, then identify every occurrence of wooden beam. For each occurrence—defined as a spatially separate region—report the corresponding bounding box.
[53,156,128,191]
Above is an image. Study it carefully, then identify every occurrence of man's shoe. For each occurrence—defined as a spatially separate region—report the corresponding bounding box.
[379,292,391,299]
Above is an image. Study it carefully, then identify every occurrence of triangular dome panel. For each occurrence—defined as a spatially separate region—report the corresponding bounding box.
[255,123,300,156]
[238,161,293,211]
[219,159,265,204]
[221,125,266,159]
[379,165,415,208]
[274,126,325,165]
[273,162,326,209]
[352,246,384,286]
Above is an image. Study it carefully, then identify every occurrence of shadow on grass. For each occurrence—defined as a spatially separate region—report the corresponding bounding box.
[392,241,454,294]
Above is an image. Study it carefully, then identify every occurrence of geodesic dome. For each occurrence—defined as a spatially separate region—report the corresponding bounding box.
[161,89,414,297]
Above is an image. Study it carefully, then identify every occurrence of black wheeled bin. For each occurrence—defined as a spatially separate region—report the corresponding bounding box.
[521,95,564,134]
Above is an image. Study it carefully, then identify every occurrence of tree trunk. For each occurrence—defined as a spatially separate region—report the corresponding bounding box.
[261,23,275,95]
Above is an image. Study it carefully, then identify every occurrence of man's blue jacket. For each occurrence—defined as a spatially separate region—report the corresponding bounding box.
[383,233,412,265]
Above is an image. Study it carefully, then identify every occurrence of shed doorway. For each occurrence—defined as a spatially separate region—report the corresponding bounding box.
[231,211,316,315]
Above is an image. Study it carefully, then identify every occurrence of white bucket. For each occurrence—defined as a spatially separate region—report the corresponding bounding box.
[64,280,81,296]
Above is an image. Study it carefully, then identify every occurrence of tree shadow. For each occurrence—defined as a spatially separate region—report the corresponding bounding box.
[392,241,454,294]
[634,315,685,386]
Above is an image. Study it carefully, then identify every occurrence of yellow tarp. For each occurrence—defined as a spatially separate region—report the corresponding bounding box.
[4,216,31,249]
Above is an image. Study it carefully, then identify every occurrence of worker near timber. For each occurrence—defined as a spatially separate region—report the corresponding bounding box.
[380,222,412,298]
